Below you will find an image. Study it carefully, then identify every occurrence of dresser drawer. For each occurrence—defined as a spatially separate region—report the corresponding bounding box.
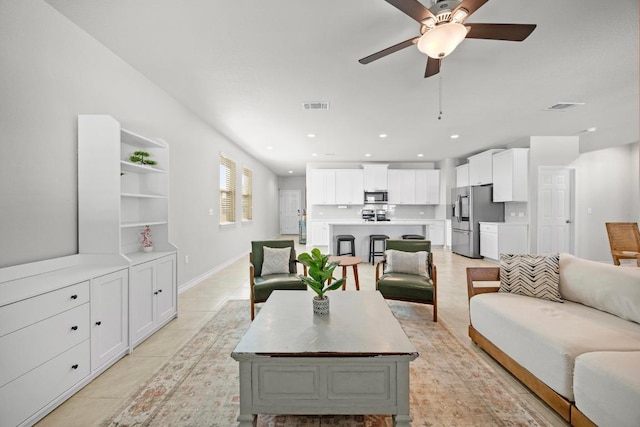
[0,340,90,427]
[0,281,89,337]
[0,303,90,387]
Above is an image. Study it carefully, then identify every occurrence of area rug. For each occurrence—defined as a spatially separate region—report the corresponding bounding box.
[104,299,551,427]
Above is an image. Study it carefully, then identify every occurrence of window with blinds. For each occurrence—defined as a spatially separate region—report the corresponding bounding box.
[242,168,253,221]
[219,155,236,224]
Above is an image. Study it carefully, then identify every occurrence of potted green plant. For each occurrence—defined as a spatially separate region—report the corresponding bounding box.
[129,151,157,166]
[297,248,345,315]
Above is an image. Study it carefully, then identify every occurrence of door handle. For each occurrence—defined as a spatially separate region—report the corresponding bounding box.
[565,220,572,223]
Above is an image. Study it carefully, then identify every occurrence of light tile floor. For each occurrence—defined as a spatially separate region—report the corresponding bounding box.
[36,238,568,426]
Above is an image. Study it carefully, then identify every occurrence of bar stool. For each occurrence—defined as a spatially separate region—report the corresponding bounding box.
[369,234,389,264]
[402,234,425,240]
[335,234,356,256]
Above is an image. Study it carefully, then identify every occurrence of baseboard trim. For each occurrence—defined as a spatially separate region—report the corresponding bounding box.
[178,251,248,294]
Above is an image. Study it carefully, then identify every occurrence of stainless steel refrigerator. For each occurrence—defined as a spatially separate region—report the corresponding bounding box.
[451,185,504,258]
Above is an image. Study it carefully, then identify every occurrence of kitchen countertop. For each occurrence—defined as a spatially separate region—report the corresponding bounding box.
[479,222,529,226]
[324,219,444,225]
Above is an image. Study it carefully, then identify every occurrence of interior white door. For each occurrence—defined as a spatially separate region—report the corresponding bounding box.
[279,190,301,235]
[537,167,574,254]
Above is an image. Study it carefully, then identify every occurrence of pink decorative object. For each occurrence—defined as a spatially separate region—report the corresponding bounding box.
[141,225,153,251]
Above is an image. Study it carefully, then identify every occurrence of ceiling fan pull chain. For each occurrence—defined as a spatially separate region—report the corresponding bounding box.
[438,74,443,120]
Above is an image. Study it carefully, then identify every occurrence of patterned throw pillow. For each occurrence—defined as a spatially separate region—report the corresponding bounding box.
[261,246,291,275]
[384,250,429,278]
[499,253,563,302]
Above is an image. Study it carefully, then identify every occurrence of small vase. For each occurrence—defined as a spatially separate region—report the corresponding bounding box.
[313,295,330,315]
[142,246,153,253]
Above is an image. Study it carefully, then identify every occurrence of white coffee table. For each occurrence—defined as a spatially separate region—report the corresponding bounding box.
[231,290,418,426]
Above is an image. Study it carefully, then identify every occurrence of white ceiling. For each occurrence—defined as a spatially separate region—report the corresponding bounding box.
[46,0,639,176]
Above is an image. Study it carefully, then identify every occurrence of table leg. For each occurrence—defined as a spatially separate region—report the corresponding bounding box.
[341,265,347,290]
[352,265,360,291]
[237,361,256,426]
[393,361,412,427]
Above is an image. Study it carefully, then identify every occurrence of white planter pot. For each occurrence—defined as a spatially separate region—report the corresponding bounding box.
[313,295,330,315]
[142,246,154,253]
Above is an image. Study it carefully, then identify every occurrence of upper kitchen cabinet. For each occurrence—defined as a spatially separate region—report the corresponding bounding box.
[468,149,503,186]
[492,148,529,202]
[335,169,364,205]
[363,164,388,191]
[456,164,469,188]
[310,169,336,205]
[388,170,416,204]
[416,169,440,205]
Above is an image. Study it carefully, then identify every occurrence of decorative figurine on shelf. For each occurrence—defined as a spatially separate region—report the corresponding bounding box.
[129,151,157,166]
[141,225,154,252]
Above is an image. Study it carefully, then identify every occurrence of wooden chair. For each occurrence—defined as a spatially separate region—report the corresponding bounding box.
[375,239,437,321]
[249,240,307,320]
[605,222,640,266]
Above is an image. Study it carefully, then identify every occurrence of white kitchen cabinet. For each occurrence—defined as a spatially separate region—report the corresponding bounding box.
[91,269,128,371]
[416,169,440,205]
[480,223,528,261]
[363,164,388,190]
[310,222,330,246]
[445,219,452,250]
[492,148,529,202]
[456,164,469,187]
[468,149,503,186]
[335,169,364,204]
[310,169,336,205]
[427,222,445,246]
[130,254,177,348]
[388,170,416,204]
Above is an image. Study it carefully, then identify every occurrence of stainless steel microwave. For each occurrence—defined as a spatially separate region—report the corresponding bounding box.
[364,191,388,204]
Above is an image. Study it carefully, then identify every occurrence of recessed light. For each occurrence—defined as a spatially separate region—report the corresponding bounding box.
[417,153,424,157]
[365,153,372,157]
[379,134,387,138]
[266,146,273,150]
[311,153,318,157]
[288,170,293,174]
[450,134,460,139]
[307,134,316,138]
[586,127,597,132]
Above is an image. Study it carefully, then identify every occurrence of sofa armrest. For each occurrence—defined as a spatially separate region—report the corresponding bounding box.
[466,267,500,302]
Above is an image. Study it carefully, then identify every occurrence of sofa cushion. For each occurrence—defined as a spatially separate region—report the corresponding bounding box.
[574,351,640,427]
[383,249,429,277]
[261,246,291,275]
[498,253,562,302]
[559,252,640,324]
[470,292,640,400]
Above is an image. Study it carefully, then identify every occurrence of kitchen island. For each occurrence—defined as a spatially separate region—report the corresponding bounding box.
[325,220,444,258]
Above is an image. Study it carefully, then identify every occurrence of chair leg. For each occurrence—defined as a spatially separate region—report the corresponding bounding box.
[250,299,255,321]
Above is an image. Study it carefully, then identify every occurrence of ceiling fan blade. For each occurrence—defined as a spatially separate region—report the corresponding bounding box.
[465,23,536,41]
[359,37,419,64]
[385,0,435,24]
[452,0,489,19]
[425,57,441,78]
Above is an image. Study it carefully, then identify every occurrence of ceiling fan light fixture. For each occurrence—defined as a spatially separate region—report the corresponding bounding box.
[417,23,468,59]
[451,8,468,24]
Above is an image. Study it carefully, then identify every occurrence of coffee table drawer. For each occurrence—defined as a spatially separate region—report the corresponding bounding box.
[252,359,396,410]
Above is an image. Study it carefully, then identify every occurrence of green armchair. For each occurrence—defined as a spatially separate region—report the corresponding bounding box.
[375,239,437,322]
[249,240,307,320]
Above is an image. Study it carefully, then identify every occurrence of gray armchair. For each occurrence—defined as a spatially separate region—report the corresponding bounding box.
[375,239,437,322]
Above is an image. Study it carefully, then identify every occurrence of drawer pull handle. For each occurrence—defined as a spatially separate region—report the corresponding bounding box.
[154,291,159,295]
[70,294,78,300]
[71,325,78,331]
[71,364,79,370]
[157,289,163,293]
[95,321,102,326]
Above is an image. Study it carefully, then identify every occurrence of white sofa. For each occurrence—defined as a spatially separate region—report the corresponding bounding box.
[466,253,640,426]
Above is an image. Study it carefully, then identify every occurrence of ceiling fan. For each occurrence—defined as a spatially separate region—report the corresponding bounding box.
[359,0,536,78]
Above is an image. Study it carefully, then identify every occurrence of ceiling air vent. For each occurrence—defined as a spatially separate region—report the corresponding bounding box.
[302,101,330,111]
[545,102,585,112]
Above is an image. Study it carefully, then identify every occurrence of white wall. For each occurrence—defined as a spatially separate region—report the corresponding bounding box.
[572,142,640,262]
[0,1,279,285]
